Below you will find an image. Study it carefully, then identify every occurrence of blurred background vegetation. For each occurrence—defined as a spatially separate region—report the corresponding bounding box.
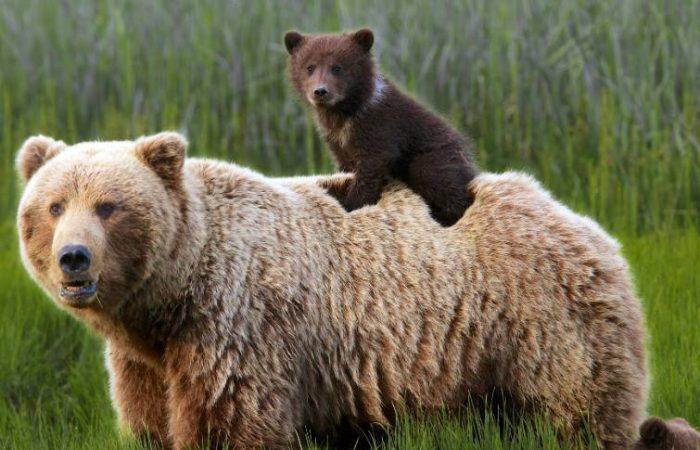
[1,0,698,231]
[0,0,698,449]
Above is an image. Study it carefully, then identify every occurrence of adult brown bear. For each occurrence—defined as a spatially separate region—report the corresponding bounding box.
[17,132,646,449]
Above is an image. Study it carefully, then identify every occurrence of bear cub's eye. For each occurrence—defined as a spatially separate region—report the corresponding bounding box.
[96,202,116,219]
[306,65,315,75]
[331,64,342,75]
[49,203,64,217]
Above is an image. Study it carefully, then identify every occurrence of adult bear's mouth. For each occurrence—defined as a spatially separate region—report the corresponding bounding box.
[59,279,97,308]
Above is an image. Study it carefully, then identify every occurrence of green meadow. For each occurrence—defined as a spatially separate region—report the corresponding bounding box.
[0,0,698,448]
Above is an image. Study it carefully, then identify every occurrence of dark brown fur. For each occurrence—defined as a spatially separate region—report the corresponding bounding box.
[284,28,478,226]
[633,417,700,450]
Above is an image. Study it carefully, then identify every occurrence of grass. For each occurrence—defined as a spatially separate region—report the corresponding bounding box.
[0,0,698,448]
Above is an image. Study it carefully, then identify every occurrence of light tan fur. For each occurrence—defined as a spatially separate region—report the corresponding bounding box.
[17,133,647,449]
[320,117,353,148]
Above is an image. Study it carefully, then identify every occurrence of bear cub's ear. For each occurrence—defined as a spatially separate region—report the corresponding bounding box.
[284,31,305,55]
[135,132,187,189]
[639,417,669,446]
[352,28,374,53]
[16,135,66,183]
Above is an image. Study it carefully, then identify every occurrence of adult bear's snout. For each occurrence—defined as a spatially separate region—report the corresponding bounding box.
[58,244,92,274]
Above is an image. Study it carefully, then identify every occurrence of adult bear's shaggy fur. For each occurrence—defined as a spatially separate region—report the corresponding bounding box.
[16,134,646,449]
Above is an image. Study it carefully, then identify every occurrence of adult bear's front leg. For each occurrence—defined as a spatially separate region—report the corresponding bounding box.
[164,341,297,450]
[106,343,169,446]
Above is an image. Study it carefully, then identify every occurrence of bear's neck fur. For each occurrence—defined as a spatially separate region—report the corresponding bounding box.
[313,75,383,134]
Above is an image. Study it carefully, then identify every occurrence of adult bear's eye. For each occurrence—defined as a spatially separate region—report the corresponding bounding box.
[96,202,116,219]
[331,64,342,75]
[306,65,315,75]
[49,202,64,217]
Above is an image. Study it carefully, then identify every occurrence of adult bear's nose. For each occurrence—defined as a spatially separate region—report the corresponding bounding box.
[58,244,92,273]
[314,86,328,98]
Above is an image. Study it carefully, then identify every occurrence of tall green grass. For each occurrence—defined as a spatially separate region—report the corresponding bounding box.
[0,0,698,231]
[0,0,698,448]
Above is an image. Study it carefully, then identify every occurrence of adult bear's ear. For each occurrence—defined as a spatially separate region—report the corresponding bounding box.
[639,417,669,446]
[284,31,305,55]
[352,28,374,53]
[135,132,187,189]
[16,135,66,183]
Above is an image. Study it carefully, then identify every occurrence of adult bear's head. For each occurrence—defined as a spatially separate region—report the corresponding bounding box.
[16,132,187,313]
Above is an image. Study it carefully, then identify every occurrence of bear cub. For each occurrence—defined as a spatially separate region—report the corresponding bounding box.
[633,417,700,450]
[284,28,478,226]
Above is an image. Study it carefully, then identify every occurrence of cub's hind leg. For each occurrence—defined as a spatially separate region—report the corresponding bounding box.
[405,151,477,226]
